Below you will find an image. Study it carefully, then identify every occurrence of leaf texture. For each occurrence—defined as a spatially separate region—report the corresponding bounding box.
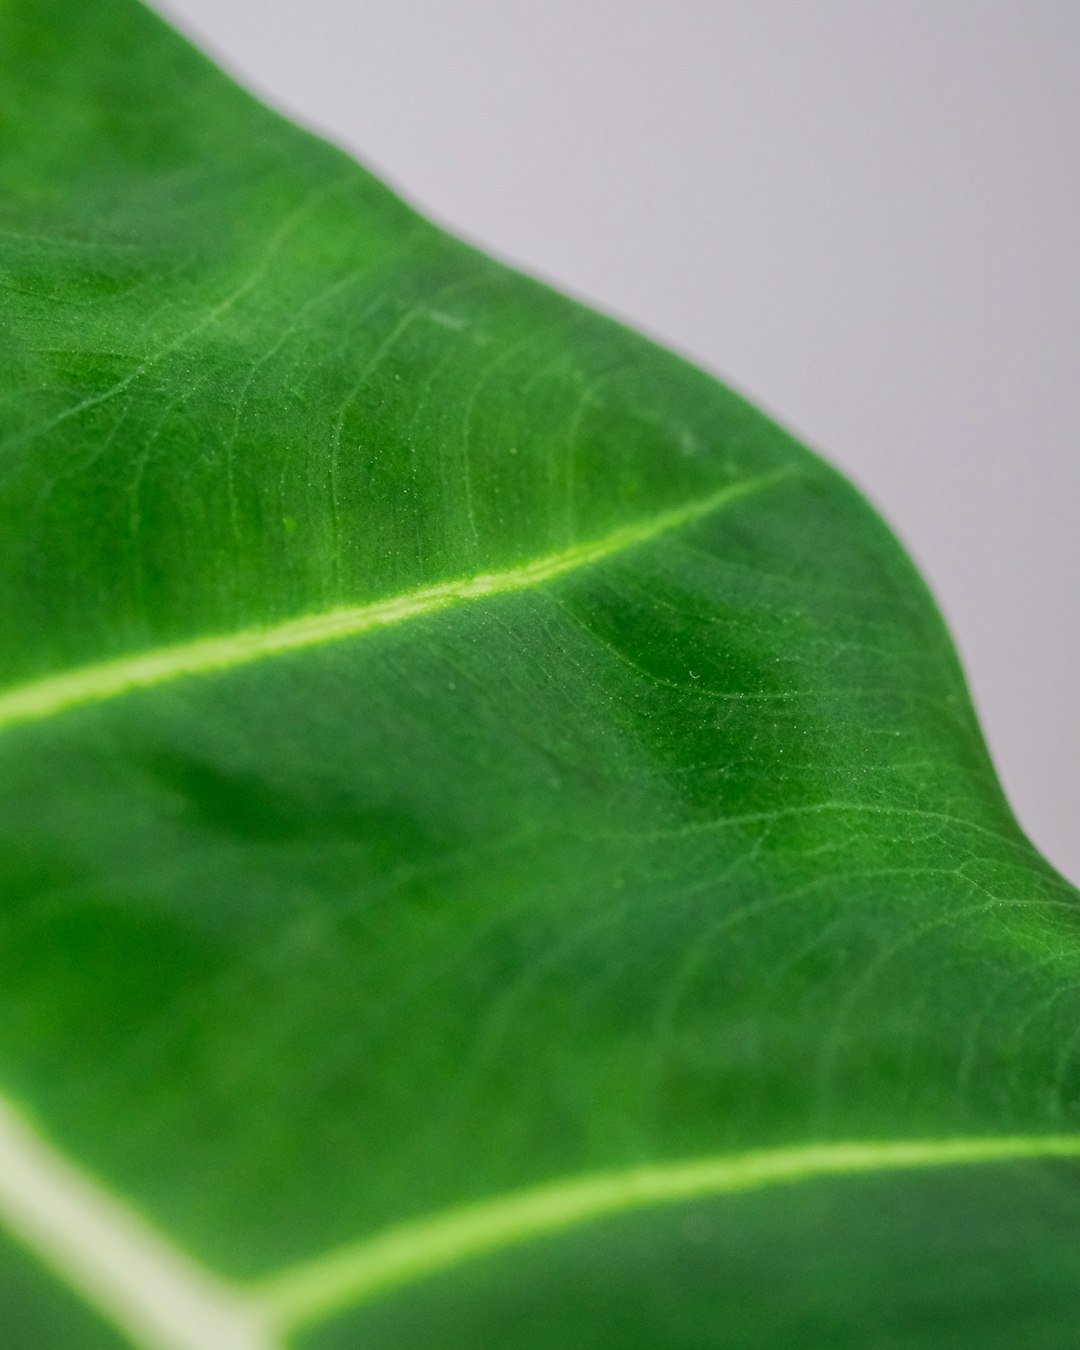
[0,1,1078,1346]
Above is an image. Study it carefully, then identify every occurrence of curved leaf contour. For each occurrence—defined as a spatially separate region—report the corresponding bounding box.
[0,1,1077,1347]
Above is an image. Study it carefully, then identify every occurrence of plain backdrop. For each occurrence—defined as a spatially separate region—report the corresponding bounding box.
[153,0,1079,881]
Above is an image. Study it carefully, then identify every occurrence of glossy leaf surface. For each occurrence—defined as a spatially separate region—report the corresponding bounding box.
[1,2,1078,1346]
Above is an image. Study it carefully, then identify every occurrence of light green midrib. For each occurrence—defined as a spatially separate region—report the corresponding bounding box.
[258,1133,1080,1333]
[0,469,789,733]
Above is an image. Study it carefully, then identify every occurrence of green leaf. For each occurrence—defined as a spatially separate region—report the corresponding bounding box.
[1,1,1078,1346]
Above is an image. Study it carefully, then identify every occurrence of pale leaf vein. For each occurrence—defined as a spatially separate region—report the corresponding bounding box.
[0,469,790,733]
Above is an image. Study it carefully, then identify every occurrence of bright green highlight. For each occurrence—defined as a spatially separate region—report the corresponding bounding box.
[261,1133,1080,1332]
[0,471,786,734]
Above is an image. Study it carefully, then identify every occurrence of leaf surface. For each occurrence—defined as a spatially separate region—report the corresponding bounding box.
[1,2,1078,1347]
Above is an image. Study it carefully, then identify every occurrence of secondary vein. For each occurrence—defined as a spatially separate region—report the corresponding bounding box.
[0,468,789,734]
[1,1090,1078,1348]
[259,1132,1080,1332]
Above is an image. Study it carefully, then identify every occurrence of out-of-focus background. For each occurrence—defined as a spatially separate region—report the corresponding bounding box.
[154,0,1080,880]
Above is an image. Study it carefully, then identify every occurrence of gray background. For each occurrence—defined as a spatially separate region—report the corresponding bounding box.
[154,0,1079,881]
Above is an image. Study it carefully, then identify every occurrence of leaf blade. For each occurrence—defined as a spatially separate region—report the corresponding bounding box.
[1,0,1078,1346]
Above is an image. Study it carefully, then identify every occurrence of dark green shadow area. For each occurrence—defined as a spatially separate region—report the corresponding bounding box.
[0,1229,131,1349]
